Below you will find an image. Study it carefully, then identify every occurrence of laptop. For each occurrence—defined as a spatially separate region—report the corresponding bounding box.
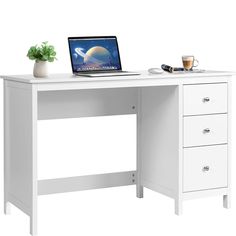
[68,36,140,77]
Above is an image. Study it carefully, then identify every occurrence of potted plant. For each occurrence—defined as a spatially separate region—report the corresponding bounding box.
[27,41,57,78]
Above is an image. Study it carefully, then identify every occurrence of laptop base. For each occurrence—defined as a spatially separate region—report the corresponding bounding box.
[75,71,140,77]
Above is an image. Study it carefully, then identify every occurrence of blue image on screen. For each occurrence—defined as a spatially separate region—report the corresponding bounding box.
[69,38,121,72]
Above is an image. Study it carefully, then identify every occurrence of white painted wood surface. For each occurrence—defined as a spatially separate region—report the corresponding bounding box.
[140,86,180,198]
[35,77,229,92]
[176,84,183,215]
[183,114,227,147]
[183,145,228,192]
[1,72,233,92]
[38,171,136,195]
[184,83,227,115]
[224,79,231,209]
[183,187,229,200]
[136,88,143,198]
[4,81,38,235]
[1,71,233,84]
[4,81,10,215]
[181,79,231,211]
[0,71,233,235]
[38,88,137,120]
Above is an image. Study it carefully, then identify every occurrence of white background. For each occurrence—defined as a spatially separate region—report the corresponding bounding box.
[0,0,236,235]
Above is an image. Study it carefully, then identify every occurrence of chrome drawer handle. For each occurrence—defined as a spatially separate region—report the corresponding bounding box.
[203,128,210,134]
[202,166,210,172]
[203,97,210,103]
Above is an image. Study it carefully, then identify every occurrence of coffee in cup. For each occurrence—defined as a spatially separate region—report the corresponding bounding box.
[182,55,199,71]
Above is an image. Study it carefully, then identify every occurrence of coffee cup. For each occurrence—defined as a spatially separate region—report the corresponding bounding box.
[182,55,199,71]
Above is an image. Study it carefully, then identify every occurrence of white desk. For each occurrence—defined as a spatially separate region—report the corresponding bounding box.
[1,71,233,235]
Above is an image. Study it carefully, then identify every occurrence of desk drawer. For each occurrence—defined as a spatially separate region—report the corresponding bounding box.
[184,83,227,116]
[184,114,227,147]
[183,145,228,192]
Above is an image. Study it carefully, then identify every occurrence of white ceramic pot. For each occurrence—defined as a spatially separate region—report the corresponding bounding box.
[33,61,48,78]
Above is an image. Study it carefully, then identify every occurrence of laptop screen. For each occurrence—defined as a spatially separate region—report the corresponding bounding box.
[68,36,122,73]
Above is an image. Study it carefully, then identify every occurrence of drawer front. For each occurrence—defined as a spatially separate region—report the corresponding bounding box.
[184,114,227,147]
[183,145,228,192]
[184,83,227,116]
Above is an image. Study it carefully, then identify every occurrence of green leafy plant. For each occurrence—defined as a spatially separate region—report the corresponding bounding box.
[27,41,57,62]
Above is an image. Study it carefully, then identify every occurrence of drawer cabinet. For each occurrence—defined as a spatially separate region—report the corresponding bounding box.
[183,114,227,147]
[183,145,228,192]
[184,83,227,116]
[183,82,229,197]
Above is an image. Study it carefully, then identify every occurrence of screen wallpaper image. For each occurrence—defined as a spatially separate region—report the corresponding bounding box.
[69,38,121,72]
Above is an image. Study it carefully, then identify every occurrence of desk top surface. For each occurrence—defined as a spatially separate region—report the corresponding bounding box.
[1,70,234,84]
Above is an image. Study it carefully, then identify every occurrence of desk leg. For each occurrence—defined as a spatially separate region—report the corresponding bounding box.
[4,82,10,215]
[175,198,183,215]
[3,143,10,215]
[4,82,38,236]
[29,85,38,236]
[4,202,11,215]
[224,84,231,210]
[136,89,143,198]
[136,185,143,198]
[223,194,231,209]
[30,147,38,236]
[30,209,37,236]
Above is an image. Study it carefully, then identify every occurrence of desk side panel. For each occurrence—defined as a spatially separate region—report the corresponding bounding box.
[139,86,180,198]
[4,81,37,216]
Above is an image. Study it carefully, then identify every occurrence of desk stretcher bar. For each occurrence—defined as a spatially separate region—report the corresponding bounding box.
[38,171,136,195]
